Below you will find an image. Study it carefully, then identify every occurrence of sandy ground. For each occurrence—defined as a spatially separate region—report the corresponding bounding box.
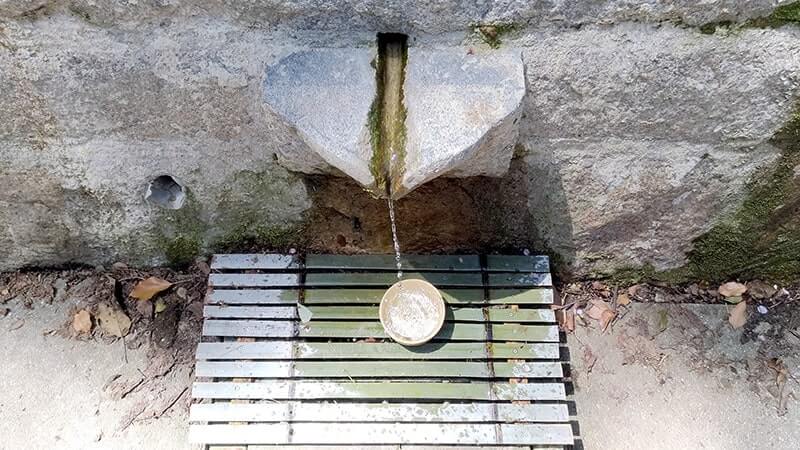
[0,293,798,449]
[0,299,194,450]
[570,303,800,450]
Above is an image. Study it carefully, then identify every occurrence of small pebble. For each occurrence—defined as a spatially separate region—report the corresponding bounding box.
[289,248,297,254]
[757,305,769,315]
[523,248,530,256]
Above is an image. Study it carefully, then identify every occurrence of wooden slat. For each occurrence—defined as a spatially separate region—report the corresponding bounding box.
[306,254,481,271]
[210,273,301,288]
[189,423,573,445]
[190,402,569,423]
[305,272,483,287]
[207,289,300,305]
[488,288,553,304]
[195,342,560,360]
[195,361,563,379]
[192,381,566,401]
[211,254,300,270]
[203,306,555,323]
[203,305,296,319]
[203,320,559,342]
[486,255,550,273]
[487,272,552,287]
[304,288,485,304]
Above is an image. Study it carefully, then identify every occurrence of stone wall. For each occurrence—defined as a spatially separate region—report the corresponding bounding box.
[1,1,799,279]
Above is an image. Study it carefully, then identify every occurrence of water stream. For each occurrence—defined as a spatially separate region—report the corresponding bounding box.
[387,198,403,279]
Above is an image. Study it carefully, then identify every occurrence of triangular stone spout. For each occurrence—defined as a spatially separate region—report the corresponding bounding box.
[263,45,525,198]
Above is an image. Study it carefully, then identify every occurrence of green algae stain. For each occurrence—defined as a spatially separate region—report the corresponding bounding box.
[685,111,800,282]
[211,169,309,253]
[368,34,408,197]
[154,189,208,268]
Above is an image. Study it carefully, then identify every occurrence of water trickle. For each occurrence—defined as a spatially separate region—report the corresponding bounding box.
[387,198,403,279]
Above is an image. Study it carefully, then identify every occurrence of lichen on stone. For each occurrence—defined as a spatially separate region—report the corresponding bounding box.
[474,23,517,49]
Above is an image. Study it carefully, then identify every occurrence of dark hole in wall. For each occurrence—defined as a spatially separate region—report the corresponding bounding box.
[146,175,185,210]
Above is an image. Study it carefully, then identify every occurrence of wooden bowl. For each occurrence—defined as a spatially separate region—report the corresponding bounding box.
[379,279,445,346]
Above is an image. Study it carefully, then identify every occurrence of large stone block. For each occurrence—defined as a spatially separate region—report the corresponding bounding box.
[0,1,787,34]
[400,47,525,196]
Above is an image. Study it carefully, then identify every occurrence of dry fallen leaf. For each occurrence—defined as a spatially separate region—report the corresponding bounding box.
[583,346,598,373]
[95,302,131,337]
[729,301,748,329]
[599,309,616,331]
[130,277,172,301]
[587,299,617,331]
[718,281,747,298]
[565,310,576,333]
[72,309,92,334]
[617,293,631,306]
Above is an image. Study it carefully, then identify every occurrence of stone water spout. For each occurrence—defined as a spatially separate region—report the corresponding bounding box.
[263,36,525,198]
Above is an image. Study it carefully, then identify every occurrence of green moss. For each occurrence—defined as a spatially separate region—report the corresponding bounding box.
[215,223,303,253]
[745,1,800,28]
[684,110,800,282]
[212,169,308,252]
[474,23,518,49]
[769,1,800,23]
[154,189,207,267]
[368,34,408,197]
[164,235,201,267]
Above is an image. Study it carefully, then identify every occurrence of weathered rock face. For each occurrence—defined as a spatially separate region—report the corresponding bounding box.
[263,48,376,186]
[520,25,800,274]
[0,2,799,277]
[400,48,525,197]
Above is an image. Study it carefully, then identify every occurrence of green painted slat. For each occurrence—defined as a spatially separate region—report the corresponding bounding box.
[305,272,483,287]
[488,288,553,304]
[307,254,481,271]
[203,305,554,323]
[304,288,485,304]
[192,381,565,400]
[204,319,559,342]
[486,255,550,273]
[302,321,487,340]
[196,342,560,360]
[195,360,564,379]
[487,272,552,287]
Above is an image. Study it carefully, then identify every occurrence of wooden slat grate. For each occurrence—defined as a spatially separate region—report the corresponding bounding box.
[195,254,574,449]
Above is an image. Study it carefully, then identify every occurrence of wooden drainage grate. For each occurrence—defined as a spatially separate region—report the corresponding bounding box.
[191,253,576,449]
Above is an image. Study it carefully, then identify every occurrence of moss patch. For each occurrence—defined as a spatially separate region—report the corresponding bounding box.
[756,1,800,26]
[154,189,208,268]
[164,235,201,268]
[212,169,308,252]
[215,223,304,253]
[684,112,800,282]
[474,23,518,49]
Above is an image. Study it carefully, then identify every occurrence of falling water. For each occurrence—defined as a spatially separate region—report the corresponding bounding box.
[387,198,403,279]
